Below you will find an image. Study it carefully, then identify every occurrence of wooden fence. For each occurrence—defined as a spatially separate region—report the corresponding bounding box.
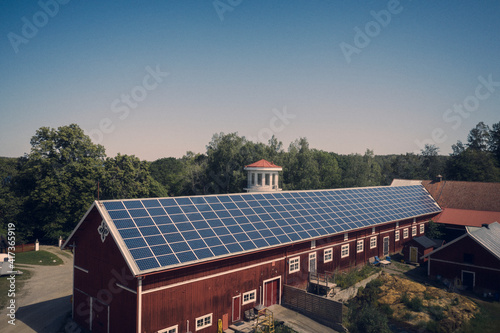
[282,284,346,332]
[14,243,36,253]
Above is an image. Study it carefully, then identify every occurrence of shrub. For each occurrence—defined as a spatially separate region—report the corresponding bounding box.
[428,305,445,321]
[348,305,391,333]
[408,296,424,312]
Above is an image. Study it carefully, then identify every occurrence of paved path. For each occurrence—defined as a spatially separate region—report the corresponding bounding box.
[268,304,341,333]
[0,246,73,333]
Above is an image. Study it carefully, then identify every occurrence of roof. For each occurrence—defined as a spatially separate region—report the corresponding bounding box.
[391,179,423,186]
[433,208,500,227]
[422,180,500,211]
[412,236,437,249]
[64,185,441,276]
[466,222,500,260]
[423,222,500,260]
[245,159,282,169]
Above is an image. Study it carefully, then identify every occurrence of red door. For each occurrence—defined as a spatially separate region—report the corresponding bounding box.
[264,279,279,307]
[232,295,241,322]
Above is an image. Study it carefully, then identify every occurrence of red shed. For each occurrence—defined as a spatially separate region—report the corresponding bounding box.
[424,222,500,293]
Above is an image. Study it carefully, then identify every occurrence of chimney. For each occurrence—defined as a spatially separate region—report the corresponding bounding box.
[482,223,489,229]
[436,175,443,182]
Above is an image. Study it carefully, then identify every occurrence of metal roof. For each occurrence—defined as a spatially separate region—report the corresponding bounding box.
[467,222,500,260]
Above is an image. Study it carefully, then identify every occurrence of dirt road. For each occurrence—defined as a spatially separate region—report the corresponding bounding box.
[0,246,73,333]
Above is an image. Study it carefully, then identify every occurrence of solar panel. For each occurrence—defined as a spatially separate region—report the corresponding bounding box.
[101,185,441,273]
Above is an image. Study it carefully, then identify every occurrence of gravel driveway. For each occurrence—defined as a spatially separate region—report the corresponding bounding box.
[0,246,73,333]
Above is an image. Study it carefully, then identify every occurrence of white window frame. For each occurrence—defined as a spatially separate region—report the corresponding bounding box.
[395,230,400,241]
[311,240,316,249]
[420,224,425,234]
[356,240,364,253]
[372,227,376,234]
[195,313,212,331]
[344,233,348,241]
[396,221,399,228]
[341,244,349,258]
[158,325,178,333]
[412,226,417,237]
[289,256,300,273]
[324,248,333,263]
[403,228,409,239]
[370,236,377,249]
[242,290,257,305]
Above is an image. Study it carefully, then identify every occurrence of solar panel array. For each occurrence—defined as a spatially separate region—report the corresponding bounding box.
[101,185,440,273]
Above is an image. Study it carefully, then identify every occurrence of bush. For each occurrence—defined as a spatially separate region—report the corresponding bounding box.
[348,305,391,333]
[428,305,445,321]
[401,292,423,312]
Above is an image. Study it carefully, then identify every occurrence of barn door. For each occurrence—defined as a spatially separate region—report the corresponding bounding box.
[410,247,418,263]
[232,295,241,322]
[309,252,317,273]
[383,236,389,257]
[462,271,475,289]
[264,279,280,307]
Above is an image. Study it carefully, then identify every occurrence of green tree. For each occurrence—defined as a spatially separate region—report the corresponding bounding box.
[0,157,24,241]
[17,124,106,242]
[489,121,500,164]
[100,154,168,199]
[425,220,444,239]
[467,121,490,151]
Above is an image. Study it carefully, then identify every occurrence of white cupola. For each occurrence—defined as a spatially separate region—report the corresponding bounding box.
[244,159,282,192]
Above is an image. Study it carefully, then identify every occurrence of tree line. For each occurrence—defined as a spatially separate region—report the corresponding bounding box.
[1,121,499,243]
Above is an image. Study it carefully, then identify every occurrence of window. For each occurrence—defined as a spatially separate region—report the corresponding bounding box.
[158,325,178,333]
[344,233,348,241]
[242,290,257,305]
[403,228,409,239]
[341,244,349,258]
[412,226,417,236]
[370,236,377,249]
[396,221,399,228]
[463,253,474,264]
[195,314,212,331]
[372,227,376,234]
[324,248,333,263]
[289,257,300,273]
[357,240,364,253]
[311,240,316,249]
[420,224,425,234]
[395,230,400,241]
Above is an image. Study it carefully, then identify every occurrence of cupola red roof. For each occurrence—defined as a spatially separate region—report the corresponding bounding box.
[245,159,281,168]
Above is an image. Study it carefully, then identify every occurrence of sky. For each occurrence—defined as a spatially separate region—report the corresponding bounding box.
[1,1,499,161]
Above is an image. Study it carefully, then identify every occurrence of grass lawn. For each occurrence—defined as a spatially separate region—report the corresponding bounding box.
[15,250,64,266]
[0,269,33,308]
[458,299,500,333]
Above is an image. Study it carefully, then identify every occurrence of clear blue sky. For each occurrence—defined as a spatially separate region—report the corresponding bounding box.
[1,1,499,160]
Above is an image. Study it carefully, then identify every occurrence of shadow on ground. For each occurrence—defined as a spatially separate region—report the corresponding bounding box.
[15,296,72,333]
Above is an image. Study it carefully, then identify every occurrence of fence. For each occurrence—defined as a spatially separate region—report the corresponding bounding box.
[282,284,346,332]
[14,243,36,253]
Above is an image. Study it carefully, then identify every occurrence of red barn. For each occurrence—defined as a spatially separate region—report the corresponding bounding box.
[63,184,440,333]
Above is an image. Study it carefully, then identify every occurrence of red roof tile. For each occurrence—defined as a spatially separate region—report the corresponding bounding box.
[245,159,282,168]
[422,180,500,212]
[434,208,500,227]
